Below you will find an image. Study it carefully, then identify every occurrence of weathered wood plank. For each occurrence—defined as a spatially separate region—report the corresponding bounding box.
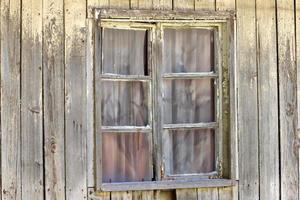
[111,192,132,200]
[90,191,110,200]
[216,0,235,11]
[153,0,172,10]
[195,0,215,11]
[109,0,130,9]
[86,18,95,189]
[131,0,153,9]
[173,0,194,10]
[256,0,280,200]
[218,187,234,200]
[277,0,298,200]
[132,191,154,200]
[43,0,65,199]
[197,188,218,200]
[1,0,21,199]
[65,0,87,199]
[87,0,109,18]
[176,189,197,200]
[21,0,43,199]
[236,1,259,200]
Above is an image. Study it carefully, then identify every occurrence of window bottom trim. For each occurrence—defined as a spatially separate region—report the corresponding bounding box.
[98,179,237,192]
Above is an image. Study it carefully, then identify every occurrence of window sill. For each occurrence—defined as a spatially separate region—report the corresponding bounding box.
[98,179,237,192]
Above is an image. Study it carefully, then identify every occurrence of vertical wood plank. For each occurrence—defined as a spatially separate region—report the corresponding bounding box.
[256,0,280,199]
[173,0,194,10]
[87,0,109,18]
[197,188,218,200]
[216,0,235,11]
[86,19,95,188]
[176,189,197,200]
[131,0,153,9]
[236,1,259,200]
[218,187,233,200]
[0,0,21,199]
[277,0,298,199]
[195,0,215,11]
[132,191,154,200]
[65,0,87,199]
[109,0,130,9]
[43,0,65,199]
[21,0,43,199]
[89,192,110,200]
[111,192,132,200]
[153,0,172,9]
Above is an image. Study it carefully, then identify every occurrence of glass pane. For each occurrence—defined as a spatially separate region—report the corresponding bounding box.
[102,132,152,182]
[164,129,215,175]
[163,78,215,124]
[163,28,214,73]
[101,81,149,126]
[102,28,148,75]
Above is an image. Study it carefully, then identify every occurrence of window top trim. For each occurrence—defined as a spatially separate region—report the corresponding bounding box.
[93,8,235,21]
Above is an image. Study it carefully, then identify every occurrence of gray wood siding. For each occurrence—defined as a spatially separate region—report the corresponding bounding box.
[0,0,298,199]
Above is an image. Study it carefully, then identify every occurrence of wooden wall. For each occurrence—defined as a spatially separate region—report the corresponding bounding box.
[0,0,298,199]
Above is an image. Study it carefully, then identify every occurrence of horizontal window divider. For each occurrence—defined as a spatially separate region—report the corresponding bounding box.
[97,179,237,192]
[162,72,217,79]
[163,122,218,130]
[99,74,151,81]
[101,125,151,133]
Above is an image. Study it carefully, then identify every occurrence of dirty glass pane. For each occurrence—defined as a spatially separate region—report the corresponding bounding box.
[163,28,214,73]
[102,28,148,75]
[102,132,152,182]
[164,129,215,175]
[101,81,149,126]
[163,78,215,124]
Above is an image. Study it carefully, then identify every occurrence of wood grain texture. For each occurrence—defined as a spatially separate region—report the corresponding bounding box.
[109,0,130,9]
[173,0,194,10]
[236,1,259,200]
[153,0,172,10]
[21,0,44,199]
[277,0,298,200]
[216,0,235,11]
[131,0,153,9]
[65,0,87,199]
[197,188,218,200]
[256,0,280,200]
[1,0,21,199]
[176,189,197,200]
[132,191,154,200]
[195,0,215,11]
[111,192,132,200]
[43,0,65,199]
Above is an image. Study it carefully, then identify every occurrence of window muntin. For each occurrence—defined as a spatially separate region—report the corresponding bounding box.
[96,20,230,186]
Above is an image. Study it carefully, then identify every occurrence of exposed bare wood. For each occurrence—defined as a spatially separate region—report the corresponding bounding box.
[65,0,87,199]
[100,179,236,191]
[173,0,194,11]
[86,19,95,188]
[236,0,259,199]
[256,0,280,199]
[195,0,215,11]
[95,8,235,20]
[111,191,132,200]
[216,0,235,11]
[163,122,218,130]
[99,74,151,81]
[43,0,65,199]
[277,0,298,199]
[162,72,217,79]
[101,126,151,133]
[21,0,43,198]
[132,191,154,200]
[109,0,130,9]
[176,189,197,200]
[153,0,172,10]
[131,0,153,10]
[197,188,218,200]
[1,0,21,199]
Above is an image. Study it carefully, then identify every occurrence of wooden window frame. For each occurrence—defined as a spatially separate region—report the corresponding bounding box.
[87,8,237,192]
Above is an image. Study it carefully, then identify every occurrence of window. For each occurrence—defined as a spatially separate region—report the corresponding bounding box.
[93,9,236,191]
